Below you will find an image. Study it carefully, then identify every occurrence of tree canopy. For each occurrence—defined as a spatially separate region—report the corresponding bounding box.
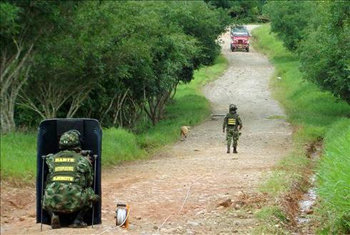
[264,1,350,104]
[1,1,231,132]
[206,0,266,23]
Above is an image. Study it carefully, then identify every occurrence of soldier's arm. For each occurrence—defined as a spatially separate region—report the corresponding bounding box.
[84,158,94,187]
[222,117,227,132]
[77,155,94,187]
[42,154,54,187]
[223,116,227,132]
[45,154,54,172]
[238,116,243,130]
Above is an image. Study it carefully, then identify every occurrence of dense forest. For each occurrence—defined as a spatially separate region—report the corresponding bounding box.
[264,1,350,104]
[0,1,228,133]
[0,0,269,134]
[2,1,348,135]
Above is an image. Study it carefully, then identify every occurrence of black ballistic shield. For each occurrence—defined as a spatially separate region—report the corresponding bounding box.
[36,118,102,226]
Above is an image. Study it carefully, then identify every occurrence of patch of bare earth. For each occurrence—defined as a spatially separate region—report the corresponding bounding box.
[283,142,322,234]
[1,25,292,234]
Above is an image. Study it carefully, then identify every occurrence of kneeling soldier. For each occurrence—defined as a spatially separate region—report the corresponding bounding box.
[223,104,243,153]
[42,129,99,229]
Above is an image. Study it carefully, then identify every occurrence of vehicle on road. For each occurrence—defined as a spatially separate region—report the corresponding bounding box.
[230,26,250,52]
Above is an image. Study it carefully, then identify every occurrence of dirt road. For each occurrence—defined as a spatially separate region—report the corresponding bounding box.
[1,25,292,234]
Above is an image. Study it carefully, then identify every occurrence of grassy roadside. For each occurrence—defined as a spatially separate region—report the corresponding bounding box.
[0,55,228,182]
[252,25,350,234]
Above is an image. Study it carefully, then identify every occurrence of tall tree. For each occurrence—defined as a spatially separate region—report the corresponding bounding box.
[6,1,230,129]
[0,1,78,132]
[206,0,264,23]
[299,2,350,103]
[1,2,30,133]
[264,1,315,51]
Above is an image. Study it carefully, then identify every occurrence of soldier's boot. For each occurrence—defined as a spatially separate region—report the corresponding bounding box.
[227,145,230,153]
[69,210,88,228]
[51,213,61,229]
[233,146,238,153]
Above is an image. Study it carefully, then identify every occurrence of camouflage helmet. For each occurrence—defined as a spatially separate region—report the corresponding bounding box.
[59,129,81,149]
[229,104,237,111]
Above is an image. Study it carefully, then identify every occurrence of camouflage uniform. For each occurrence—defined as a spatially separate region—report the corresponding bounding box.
[42,130,98,228]
[42,150,97,213]
[223,104,242,153]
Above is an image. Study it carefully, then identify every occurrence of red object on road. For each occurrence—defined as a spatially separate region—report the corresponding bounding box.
[230,30,250,52]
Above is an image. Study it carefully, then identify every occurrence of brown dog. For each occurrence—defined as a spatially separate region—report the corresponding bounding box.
[180,126,190,140]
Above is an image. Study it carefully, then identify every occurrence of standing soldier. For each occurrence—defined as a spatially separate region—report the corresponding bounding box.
[42,129,99,229]
[223,104,243,153]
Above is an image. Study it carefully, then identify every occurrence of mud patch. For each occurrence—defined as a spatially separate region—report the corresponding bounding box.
[297,175,316,224]
[280,180,309,227]
[281,141,322,233]
[235,191,268,209]
[305,140,323,159]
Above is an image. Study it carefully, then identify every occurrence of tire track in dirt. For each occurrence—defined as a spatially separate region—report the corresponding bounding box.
[1,25,292,234]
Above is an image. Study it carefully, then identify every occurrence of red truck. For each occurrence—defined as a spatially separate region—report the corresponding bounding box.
[230,26,250,52]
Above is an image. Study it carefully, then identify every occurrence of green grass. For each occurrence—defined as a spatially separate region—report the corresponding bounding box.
[0,132,37,182]
[255,206,288,222]
[102,128,145,166]
[1,55,228,180]
[316,119,350,233]
[254,206,290,235]
[255,206,289,234]
[252,24,350,233]
[266,115,286,120]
